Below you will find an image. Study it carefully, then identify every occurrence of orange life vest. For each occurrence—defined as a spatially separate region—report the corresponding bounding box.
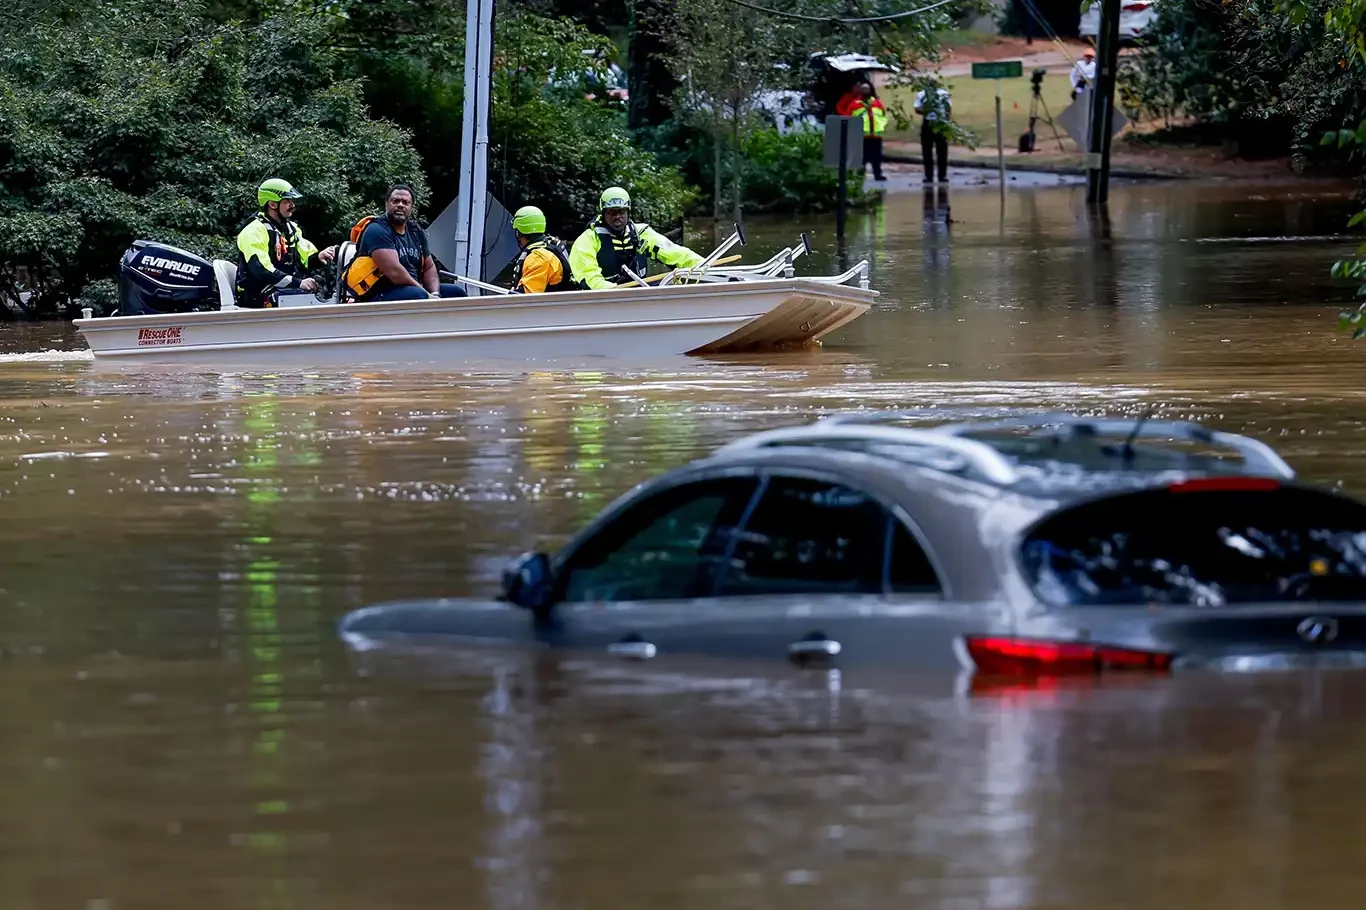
[342,214,384,299]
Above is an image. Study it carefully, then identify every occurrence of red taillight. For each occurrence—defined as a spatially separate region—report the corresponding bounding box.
[1122,2,1150,9]
[1167,477,1280,493]
[963,636,1174,676]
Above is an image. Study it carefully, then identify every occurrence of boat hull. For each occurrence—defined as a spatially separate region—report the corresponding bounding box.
[75,279,874,367]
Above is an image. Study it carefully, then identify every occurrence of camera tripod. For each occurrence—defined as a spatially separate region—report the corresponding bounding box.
[1018,71,1066,153]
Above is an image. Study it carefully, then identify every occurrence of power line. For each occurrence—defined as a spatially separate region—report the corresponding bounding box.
[723,0,961,24]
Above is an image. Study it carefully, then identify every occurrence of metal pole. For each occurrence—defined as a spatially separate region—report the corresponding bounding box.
[1086,0,1120,204]
[1096,2,1121,204]
[995,77,1005,196]
[455,0,495,294]
[837,118,848,241]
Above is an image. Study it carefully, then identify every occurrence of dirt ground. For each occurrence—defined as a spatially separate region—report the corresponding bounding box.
[938,34,1097,66]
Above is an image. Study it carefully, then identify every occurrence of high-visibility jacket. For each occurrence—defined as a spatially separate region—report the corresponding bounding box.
[849,98,888,136]
[234,213,321,308]
[512,236,581,293]
[568,219,704,290]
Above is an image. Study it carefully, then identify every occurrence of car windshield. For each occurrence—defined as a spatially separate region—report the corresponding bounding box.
[1020,486,1366,607]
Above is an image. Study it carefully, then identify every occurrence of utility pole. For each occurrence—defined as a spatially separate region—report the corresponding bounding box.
[1085,0,1121,204]
[455,0,495,291]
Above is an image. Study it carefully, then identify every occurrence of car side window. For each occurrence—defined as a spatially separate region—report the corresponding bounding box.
[716,476,891,597]
[886,518,943,595]
[557,477,759,603]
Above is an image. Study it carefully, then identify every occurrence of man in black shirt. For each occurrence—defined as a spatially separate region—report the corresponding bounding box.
[353,184,468,301]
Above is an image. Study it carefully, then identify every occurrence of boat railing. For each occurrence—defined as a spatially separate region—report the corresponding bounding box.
[799,260,870,289]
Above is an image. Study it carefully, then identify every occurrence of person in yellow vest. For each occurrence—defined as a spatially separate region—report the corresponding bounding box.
[234,178,337,308]
[568,187,704,290]
[509,206,583,293]
[848,82,888,182]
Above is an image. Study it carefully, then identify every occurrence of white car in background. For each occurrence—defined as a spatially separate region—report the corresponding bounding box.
[1079,0,1158,41]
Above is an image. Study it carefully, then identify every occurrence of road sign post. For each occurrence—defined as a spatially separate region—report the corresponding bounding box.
[824,114,862,242]
[971,60,1023,194]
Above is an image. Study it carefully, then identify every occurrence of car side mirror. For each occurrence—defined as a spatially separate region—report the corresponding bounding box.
[501,551,555,611]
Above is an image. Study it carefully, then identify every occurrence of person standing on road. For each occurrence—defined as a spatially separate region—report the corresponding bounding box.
[1071,47,1097,100]
[848,82,888,182]
[914,79,952,185]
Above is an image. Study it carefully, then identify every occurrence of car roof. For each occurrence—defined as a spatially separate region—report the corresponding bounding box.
[702,410,1298,505]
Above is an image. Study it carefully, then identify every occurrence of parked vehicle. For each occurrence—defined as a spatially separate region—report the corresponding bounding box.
[1079,0,1158,42]
[340,412,1366,677]
[752,52,900,132]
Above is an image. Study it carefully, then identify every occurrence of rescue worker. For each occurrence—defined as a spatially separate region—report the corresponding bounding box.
[568,187,704,290]
[848,82,888,181]
[234,178,336,309]
[347,184,467,302]
[510,205,580,293]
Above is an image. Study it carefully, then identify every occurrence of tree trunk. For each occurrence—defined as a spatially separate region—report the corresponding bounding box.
[713,129,723,223]
[628,0,678,129]
[730,109,743,224]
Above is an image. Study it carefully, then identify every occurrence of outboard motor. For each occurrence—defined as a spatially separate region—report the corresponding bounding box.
[117,240,222,316]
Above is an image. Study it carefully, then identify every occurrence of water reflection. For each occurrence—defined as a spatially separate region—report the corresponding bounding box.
[0,178,1362,907]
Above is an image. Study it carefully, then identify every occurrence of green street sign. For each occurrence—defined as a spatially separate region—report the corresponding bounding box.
[971,60,1024,79]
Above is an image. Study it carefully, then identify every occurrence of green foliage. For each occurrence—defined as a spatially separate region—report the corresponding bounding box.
[1118,0,1366,159]
[1306,0,1366,338]
[493,94,695,233]
[740,128,870,215]
[665,0,947,219]
[1,0,929,318]
[0,0,421,317]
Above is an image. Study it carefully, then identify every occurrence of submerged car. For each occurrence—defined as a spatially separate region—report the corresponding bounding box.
[340,412,1366,677]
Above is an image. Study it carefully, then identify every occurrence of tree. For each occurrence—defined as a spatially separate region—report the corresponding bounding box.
[1119,0,1365,158]
[669,0,805,223]
[0,0,422,317]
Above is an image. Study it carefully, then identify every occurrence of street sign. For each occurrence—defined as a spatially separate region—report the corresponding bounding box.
[967,61,1023,192]
[822,114,863,169]
[971,60,1023,80]
[1056,92,1128,149]
[823,115,863,240]
[428,191,517,282]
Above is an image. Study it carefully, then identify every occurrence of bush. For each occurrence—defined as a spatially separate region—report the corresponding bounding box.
[1119,0,1366,161]
[0,0,422,318]
[642,121,871,216]
[741,127,870,215]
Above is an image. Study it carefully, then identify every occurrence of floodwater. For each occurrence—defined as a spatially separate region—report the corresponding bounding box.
[3,176,1366,909]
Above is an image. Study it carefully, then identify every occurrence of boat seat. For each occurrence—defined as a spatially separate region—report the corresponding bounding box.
[332,241,357,304]
[212,259,238,310]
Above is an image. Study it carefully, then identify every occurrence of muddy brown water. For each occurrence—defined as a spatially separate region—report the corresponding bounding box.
[3,179,1366,909]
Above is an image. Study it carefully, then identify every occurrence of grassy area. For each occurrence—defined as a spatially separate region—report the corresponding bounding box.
[883,68,1080,150]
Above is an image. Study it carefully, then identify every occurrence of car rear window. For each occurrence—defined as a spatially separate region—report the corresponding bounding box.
[1020,484,1366,607]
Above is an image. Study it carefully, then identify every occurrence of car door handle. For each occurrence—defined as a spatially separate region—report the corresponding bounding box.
[789,632,841,660]
[607,634,657,661]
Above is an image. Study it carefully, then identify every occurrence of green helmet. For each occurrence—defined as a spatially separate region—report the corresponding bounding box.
[599,186,631,211]
[512,205,546,235]
[258,178,302,207]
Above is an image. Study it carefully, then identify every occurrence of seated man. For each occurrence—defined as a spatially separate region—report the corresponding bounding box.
[568,186,704,290]
[510,205,581,293]
[235,178,337,308]
[349,184,467,302]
